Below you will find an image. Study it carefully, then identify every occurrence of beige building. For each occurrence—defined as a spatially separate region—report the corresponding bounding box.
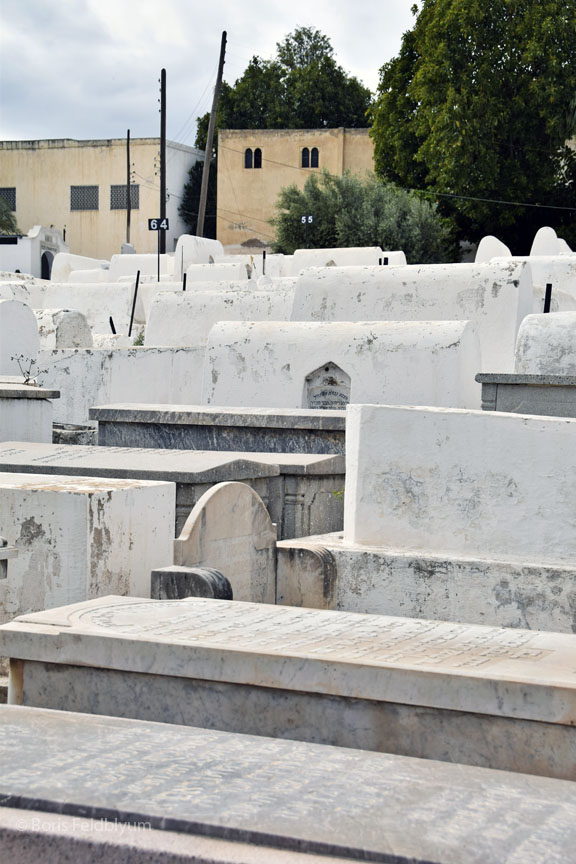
[217,128,374,247]
[0,138,203,260]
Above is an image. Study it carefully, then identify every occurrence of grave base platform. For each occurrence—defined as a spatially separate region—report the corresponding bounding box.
[277,533,576,633]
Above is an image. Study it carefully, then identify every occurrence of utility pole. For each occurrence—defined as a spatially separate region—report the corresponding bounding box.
[160,68,167,254]
[197,31,226,237]
[126,129,131,245]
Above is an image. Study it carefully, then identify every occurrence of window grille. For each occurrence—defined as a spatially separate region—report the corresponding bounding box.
[0,188,16,211]
[70,185,99,211]
[110,184,140,209]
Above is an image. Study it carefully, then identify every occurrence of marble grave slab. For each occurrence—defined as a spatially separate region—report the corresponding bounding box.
[2,597,575,779]
[1,705,575,863]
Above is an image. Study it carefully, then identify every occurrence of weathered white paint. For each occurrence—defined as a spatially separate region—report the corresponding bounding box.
[474,235,511,262]
[174,235,225,278]
[491,256,576,301]
[289,247,405,274]
[532,286,576,313]
[145,289,294,347]
[292,261,532,373]
[51,253,109,282]
[0,281,136,335]
[0,300,39,376]
[108,254,173,282]
[515,312,576,375]
[185,263,250,282]
[0,473,174,624]
[40,346,205,425]
[203,320,481,409]
[344,403,576,568]
[35,309,93,349]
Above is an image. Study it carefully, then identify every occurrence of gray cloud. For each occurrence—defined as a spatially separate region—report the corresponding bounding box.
[0,0,415,144]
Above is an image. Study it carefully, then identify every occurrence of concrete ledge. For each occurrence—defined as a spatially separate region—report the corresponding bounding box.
[476,372,576,416]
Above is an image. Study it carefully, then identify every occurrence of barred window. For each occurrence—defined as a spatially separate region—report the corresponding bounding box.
[110,184,140,210]
[70,185,99,211]
[0,188,16,211]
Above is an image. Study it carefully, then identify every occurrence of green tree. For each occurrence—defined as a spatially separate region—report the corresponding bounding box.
[178,159,217,238]
[0,197,18,235]
[195,28,371,150]
[371,0,576,252]
[272,170,456,263]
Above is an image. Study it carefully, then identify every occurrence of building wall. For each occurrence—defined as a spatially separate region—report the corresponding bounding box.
[217,128,374,247]
[0,139,203,259]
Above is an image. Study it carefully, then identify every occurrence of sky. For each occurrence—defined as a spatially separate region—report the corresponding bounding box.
[0,0,416,147]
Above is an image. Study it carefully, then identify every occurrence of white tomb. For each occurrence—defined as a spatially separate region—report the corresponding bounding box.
[291,261,532,372]
[474,235,511,262]
[0,473,174,624]
[0,300,40,377]
[144,289,294,347]
[34,309,93,349]
[515,312,576,375]
[203,320,481,409]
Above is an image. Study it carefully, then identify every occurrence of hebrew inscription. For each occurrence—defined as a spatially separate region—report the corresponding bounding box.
[79,599,554,672]
[305,362,351,410]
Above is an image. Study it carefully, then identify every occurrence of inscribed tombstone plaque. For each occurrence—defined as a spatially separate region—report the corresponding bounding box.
[305,362,351,410]
[173,482,276,603]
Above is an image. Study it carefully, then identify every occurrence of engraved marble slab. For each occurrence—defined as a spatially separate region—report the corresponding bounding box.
[89,404,347,429]
[2,596,576,725]
[1,705,575,863]
[0,442,344,479]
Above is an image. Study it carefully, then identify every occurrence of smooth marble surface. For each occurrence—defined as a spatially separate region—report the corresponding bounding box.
[1,705,575,863]
[3,596,575,725]
[89,404,347,429]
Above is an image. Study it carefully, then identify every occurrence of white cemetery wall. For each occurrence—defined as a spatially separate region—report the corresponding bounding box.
[38,283,135,335]
[40,346,205,425]
[174,235,225,278]
[515,312,576,375]
[68,268,110,283]
[0,300,40,376]
[35,309,93,349]
[344,404,576,567]
[203,320,481,409]
[145,289,294,347]
[0,474,174,623]
[292,261,532,373]
[51,253,109,282]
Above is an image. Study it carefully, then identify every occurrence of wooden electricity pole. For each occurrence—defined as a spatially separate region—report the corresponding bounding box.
[197,31,227,238]
[126,129,131,245]
[159,68,167,254]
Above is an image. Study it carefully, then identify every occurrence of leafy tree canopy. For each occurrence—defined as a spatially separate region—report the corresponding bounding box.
[272,170,456,263]
[178,158,217,238]
[370,0,576,252]
[195,28,371,152]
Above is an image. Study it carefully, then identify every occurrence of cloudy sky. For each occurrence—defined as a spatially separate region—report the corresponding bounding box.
[1,0,415,146]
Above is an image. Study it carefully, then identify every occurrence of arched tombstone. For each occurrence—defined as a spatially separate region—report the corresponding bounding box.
[174,482,276,603]
[304,361,351,409]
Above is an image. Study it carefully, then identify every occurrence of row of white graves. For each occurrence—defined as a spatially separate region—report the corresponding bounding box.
[1,232,575,857]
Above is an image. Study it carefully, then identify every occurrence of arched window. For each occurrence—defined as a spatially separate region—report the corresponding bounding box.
[311,147,319,168]
[244,148,253,169]
[254,148,262,169]
[301,147,310,168]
